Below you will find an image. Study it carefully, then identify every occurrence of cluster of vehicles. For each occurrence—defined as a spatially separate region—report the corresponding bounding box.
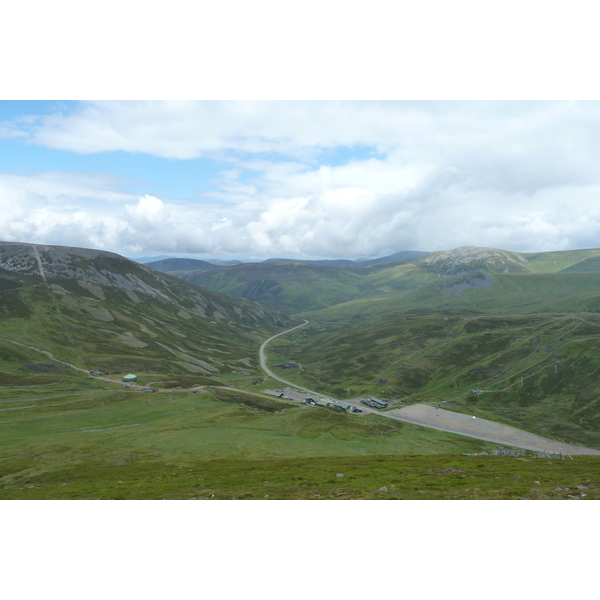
[266,387,392,413]
[360,396,389,409]
[303,397,363,413]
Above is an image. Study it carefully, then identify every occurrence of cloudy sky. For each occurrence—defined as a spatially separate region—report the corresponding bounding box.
[2,100,600,260]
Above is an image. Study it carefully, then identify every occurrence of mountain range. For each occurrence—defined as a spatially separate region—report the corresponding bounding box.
[150,245,600,314]
[3,239,600,499]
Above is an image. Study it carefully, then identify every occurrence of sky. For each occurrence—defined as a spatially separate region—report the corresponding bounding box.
[3,100,600,260]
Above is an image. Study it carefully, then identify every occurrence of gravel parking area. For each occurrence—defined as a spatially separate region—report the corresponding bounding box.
[385,404,600,455]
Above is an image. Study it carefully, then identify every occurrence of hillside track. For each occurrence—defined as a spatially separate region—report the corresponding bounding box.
[258,323,600,455]
[0,336,166,391]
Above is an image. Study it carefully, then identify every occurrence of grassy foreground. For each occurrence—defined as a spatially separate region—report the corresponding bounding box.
[2,453,599,500]
[1,372,599,499]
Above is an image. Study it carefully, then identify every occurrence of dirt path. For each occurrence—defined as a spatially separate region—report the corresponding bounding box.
[0,336,161,391]
[30,244,48,283]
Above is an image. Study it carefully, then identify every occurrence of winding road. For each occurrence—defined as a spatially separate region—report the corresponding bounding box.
[259,320,321,393]
[259,321,600,455]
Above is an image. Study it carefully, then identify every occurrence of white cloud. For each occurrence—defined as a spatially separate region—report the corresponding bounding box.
[4,101,600,258]
[124,195,171,227]
[13,101,600,178]
[3,167,600,259]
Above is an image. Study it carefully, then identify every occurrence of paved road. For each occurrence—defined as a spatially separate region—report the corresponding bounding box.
[259,320,329,395]
[258,322,600,455]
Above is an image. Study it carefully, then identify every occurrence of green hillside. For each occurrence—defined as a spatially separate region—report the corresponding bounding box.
[268,307,600,448]
[171,257,443,314]
[0,242,296,381]
[175,262,369,313]
[406,271,600,313]
[264,264,600,449]
[521,249,600,273]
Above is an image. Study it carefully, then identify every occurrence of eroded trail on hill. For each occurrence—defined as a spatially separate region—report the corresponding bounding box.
[258,322,600,455]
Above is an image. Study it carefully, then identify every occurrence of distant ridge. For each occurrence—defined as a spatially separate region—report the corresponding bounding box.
[131,255,174,263]
[146,258,223,273]
[263,258,356,267]
[356,250,431,266]
[135,252,431,269]
[133,256,243,267]
[204,259,244,266]
[263,251,431,267]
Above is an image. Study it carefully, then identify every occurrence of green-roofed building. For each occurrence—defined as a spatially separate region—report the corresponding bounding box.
[123,373,138,383]
[314,398,332,407]
[333,400,353,412]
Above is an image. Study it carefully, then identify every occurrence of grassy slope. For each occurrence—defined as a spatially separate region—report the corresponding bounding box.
[2,375,597,500]
[408,271,600,313]
[171,259,441,314]
[0,244,296,379]
[175,262,370,313]
[5,373,560,499]
[522,248,600,273]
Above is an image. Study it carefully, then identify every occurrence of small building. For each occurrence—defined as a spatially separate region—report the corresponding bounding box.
[332,400,353,412]
[264,390,285,398]
[123,373,138,383]
[314,398,332,407]
[369,396,388,408]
